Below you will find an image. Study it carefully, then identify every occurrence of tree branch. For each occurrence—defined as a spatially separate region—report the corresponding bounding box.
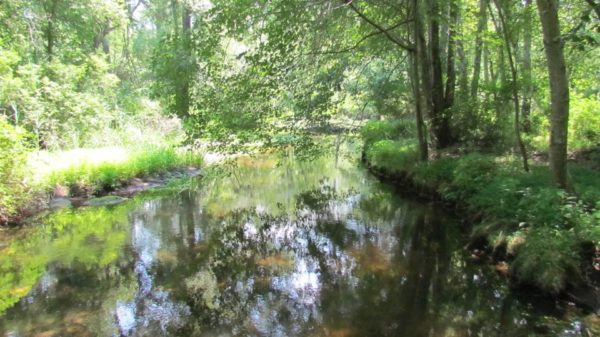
[345,1,415,51]
[305,18,412,55]
[584,0,600,20]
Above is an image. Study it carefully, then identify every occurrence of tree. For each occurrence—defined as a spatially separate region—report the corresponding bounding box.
[536,0,570,188]
[493,0,529,172]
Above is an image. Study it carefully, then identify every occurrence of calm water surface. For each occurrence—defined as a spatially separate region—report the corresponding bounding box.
[0,152,591,336]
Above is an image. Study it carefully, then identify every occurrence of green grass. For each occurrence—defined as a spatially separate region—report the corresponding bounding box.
[359,119,415,147]
[46,147,202,196]
[362,131,600,294]
[365,139,419,173]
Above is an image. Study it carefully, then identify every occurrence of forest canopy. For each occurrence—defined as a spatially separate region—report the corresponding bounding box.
[0,0,599,217]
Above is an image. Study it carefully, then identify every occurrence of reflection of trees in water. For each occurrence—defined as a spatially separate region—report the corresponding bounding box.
[150,181,560,337]
[0,157,577,337]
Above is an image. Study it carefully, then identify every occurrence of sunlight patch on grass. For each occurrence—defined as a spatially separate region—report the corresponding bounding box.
[27,147,131,185]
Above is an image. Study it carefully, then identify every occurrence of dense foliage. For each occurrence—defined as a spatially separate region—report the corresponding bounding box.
[0,0,598,299]
[362,122,599,294]
[0,117,31,223]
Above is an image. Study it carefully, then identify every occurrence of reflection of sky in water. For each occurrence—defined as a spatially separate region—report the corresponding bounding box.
[115,204,191,336]
[271,258,321,305]
[133,216,160,268]
[0,153,589,337]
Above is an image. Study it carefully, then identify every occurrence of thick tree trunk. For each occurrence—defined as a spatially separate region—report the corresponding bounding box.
[93,23,112,59]
[470,0,487,99]
[536,0,570,189]
[415,0,436,157]
[410,51,429,162]
[410,0,429,161]
[457,40,469,99]
[427,0,454,149]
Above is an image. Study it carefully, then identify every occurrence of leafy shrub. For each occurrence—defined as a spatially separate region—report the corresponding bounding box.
[360,119,414,146]
[512,228,580,294]
[448,154,497,201]
[412,157,458,191]
[0,118,32,223]
[570,164,600,205]
[516,188,566,227]
[570,93,600,150]
[468,175,521,219]
[365,140,418,173]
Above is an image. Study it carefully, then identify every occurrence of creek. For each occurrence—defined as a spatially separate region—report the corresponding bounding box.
[0,149,591,337]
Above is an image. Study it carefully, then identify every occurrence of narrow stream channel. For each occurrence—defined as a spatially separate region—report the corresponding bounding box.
[0,149,591,337]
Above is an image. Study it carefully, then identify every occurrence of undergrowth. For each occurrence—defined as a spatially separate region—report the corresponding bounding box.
[46,147,202,196]
[0,118,33,224]
[362,123,600,295]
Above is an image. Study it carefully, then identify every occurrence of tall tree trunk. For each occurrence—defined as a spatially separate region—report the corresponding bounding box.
[470,0,487,99]
[427,0,453,149]
[493,0,529,172]
[410,0,429,161]
[521,0,533,132]
[171,0,179,36]
[536,0,570,188]
[444,0,458,109]
[483,46,490,83]
[410,51,429,162]
[44,0,59,61]
[416,0,436,157]
[179,6,193,117]
[457,40,469,99]
[93,22,112,59]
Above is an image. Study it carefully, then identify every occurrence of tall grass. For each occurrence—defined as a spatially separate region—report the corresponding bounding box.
[46,147,202,196]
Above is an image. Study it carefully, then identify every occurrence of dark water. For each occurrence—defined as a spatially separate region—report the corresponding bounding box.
[0,153,593,337]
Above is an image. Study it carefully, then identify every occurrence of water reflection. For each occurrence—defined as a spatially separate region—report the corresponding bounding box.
[0,153,590,337]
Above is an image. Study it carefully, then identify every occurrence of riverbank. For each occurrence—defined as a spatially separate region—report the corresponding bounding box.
[362,138,600,311]
[0,147,203,226]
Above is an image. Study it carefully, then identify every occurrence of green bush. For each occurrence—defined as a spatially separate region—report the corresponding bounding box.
[365,139,418,173]
[362,139,600,294]
[467,174,521,219]
[360,119,414,146]
[570,93,600,150]
[412,157,458,192]
[448,154,497,201]
[570,164,600,205]
[512,227,580,294]
[516,188,566,228]
[0,118,32,223]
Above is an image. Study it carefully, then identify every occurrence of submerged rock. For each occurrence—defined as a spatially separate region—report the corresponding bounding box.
[83,196,127,207]
[49,198,72,209]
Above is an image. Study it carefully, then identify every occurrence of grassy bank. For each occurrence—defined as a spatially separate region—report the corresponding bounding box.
[43,147,202,196]
[361,121,600,298]
[0,145,202,225]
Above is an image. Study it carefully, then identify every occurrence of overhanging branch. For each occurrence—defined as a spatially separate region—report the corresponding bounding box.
[305,18,412,55]
[345,1,415,52]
